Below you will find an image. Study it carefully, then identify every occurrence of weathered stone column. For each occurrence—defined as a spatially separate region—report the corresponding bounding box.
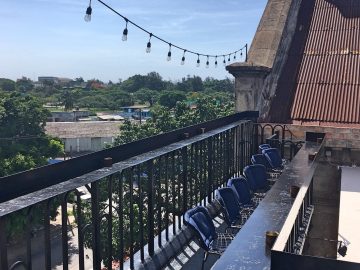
[226,64,271,112]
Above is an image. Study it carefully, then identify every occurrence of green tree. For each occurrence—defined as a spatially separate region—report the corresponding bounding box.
[0,92,64,176]
[0,92,64,241]
[0,78,16,92]
[134,88,159,106]
[158,91,186,108]
[62,90,74,111]
[15,77,34,92]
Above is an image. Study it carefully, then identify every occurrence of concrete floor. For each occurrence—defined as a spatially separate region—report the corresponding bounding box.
[302,160,340,258]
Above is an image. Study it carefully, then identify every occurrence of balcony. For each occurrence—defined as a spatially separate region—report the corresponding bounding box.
[1,112,358,270]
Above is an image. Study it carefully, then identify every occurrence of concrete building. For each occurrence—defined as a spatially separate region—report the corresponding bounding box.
[45,121,121,153]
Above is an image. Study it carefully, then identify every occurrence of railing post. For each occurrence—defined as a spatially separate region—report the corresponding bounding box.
[182,147,188,217]
[147,160,155,257]
[25,207,33,270]
[0,217,8,270]
[207,137,213,203]
[91,182,102,270]
[44,200,52,270]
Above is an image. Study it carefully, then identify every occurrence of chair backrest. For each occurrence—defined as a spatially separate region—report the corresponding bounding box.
[262,148,283,169]
[243,164,268,191]
[259,144,271,151]
[215,187,241,226]
[227,176,252,205]
[251,154,271,169]
[184,206,217,251]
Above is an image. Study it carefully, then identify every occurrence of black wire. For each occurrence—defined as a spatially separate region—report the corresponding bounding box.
[95,0,247,59]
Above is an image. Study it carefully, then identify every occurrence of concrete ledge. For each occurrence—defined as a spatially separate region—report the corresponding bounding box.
[226,63,271,77]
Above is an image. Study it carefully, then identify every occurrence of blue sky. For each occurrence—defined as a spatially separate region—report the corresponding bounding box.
[0,0,267,82]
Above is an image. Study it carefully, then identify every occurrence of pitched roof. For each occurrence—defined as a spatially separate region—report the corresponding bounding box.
[269,0,360,125]
[291,0,360,124]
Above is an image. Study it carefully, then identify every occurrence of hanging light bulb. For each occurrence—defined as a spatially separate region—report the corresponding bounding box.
[233,53,236,60]
[146,33,152,53]
[223,55,226,66]
[215,56,218,68]
[167,44,172,61]
[206,56,209,68]
[122,19,128,41]
[228,54,231,62]
[181,50,186,65]
[196,54,200,67]
[84,0,92,22]
[240,50,243,57]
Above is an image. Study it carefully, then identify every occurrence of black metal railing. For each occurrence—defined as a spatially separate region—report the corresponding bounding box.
[255,124,304,161]
[0,112,258,270]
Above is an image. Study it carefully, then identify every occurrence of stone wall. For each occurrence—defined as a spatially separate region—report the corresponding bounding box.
[227,0,296,113]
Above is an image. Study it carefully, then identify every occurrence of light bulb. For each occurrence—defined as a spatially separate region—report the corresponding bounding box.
[181,56,185,65]
[196,59,200,67]
[167,51,172,61]
[223,56,226,66]
[234,54,236,60]
[122,28,128,41]
[84,6,92,22]
[206,56,209,68]
[167,44,172,61]
[215,56,218,68]
[181,50,186,65]
[228,55,231,62]
[146,42,151,53]
[240,51,243,57]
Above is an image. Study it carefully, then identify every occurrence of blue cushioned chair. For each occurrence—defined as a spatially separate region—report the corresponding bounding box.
[243,164,269,192]
[215,187,242,230]
[227,177,253,206]
[251,154,271,169]
[262,148,284,170]
[259,143,271,152]
[184,206,234,270]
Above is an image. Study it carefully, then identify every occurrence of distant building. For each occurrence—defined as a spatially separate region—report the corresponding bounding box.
[120,105,150,119]
[48,110,90,122]
[45,121,121,153]
[38,76,74,87]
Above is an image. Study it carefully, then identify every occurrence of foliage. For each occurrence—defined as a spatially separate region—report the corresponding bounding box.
[61,90,74,111]
[158,91,186,108]
[0,91,64,175]
[0,78,16,92]
[134,88,159,106]
[115,96,234,146]
[0,92,64,241]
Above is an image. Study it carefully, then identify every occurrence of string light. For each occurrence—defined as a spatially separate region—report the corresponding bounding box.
[167,43,172,61]
[146,33,152,53]
[181,50,186,65]
[122,19,128,41]
[85,0,248,67]
[84,0,92,22]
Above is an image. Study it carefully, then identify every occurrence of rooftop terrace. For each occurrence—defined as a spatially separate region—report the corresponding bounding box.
[1,111,360,270]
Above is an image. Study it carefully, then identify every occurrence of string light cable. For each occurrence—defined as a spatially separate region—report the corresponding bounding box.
[84,0,248,67]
